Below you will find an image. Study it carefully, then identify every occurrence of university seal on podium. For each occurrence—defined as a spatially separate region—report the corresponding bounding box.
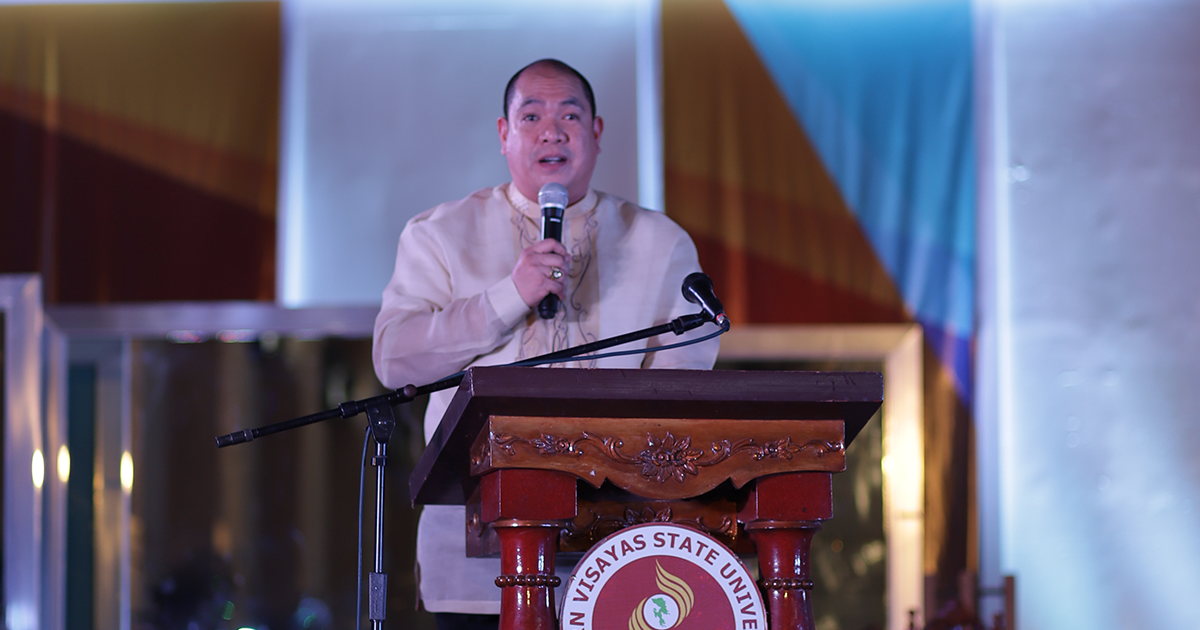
[560,523,766,629]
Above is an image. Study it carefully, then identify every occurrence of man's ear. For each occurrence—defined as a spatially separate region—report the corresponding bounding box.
[592,115,604,152]
[497,116,510,155]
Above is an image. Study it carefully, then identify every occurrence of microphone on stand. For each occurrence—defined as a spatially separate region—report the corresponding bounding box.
[538,182,569,319]
[682,272,729,328]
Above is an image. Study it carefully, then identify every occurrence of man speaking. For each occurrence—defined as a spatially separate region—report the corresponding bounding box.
[372,59,719,629]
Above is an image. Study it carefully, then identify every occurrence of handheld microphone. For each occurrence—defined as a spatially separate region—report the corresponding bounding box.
[537,182,569,319]
[681,272,729,328]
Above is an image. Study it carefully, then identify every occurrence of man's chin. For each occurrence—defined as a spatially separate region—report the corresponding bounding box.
[534,163,572,182]
[513,171,585,202]
[528,175,572,192]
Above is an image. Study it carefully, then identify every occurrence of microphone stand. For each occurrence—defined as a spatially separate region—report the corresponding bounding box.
[213,310,721,629]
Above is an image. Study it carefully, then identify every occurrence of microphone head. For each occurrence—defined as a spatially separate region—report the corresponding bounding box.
[538,182,569,209]
[681,272,727,326]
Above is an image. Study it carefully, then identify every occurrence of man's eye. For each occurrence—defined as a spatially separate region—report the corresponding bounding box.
[523,114,537,122]
[564,114,578,120]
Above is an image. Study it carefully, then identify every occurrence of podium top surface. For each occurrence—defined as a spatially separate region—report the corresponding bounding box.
[409,366,883,506]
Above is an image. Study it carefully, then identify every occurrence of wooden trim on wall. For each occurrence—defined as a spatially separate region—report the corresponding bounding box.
[718,323,924,630]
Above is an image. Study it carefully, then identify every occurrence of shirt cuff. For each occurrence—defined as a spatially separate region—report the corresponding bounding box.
[485,275,529,328]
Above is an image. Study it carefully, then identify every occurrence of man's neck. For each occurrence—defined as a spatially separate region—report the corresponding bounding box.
[507,183,597,218]
[512,182,589,207]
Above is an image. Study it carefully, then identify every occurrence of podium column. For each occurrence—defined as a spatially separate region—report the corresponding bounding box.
[748,520,822,630]
[493,520,562,630]
[480,469,577,630]
[741,472,833,630]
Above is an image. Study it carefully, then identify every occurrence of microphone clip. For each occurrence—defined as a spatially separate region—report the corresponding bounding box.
[669,313,707,335]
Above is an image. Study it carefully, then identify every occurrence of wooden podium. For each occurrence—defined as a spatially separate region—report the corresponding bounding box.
[410,367,882,630]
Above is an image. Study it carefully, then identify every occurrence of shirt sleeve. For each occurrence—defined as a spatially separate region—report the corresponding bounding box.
[640,223,721,371]
[372,217,530,389]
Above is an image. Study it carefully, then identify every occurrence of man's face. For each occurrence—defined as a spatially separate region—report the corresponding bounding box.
[498,66,603,205]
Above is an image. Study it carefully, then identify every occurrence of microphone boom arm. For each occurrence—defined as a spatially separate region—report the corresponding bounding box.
[214,310,721,448]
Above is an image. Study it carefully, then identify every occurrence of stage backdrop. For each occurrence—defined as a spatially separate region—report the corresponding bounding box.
[0,2,280,303]
[277,0,645,307]
[660,0,977,609]
[1,0,981,622]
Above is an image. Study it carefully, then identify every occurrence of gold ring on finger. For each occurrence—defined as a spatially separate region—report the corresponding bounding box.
[550,267,563,280]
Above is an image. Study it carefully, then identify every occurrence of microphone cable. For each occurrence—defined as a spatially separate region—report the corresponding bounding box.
[434,317,730,382]
[356,424,370,629]
[508,318,730,369]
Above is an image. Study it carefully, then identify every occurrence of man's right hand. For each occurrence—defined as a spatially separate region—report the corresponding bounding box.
[512,239,569,308]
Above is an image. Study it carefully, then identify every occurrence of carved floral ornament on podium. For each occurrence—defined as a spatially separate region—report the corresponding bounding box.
[470,417,846,500]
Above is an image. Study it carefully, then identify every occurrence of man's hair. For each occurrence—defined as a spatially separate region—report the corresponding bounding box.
[503,59,596,121]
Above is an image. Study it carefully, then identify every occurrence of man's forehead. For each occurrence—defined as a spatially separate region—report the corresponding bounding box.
[513,93,586,111]
[510,68,590,113]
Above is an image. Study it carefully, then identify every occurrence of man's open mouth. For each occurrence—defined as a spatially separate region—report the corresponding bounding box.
[539,156,566,164]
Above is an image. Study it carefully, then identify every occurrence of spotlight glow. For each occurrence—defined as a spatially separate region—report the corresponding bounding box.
[57,445,70,483]
[167,330,207,344]
[120,451,134,492]
[32,450,45,489]
[218,329,256,343]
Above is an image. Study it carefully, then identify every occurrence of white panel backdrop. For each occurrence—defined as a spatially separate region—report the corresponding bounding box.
[980,0,1200,628]
[278,0,645,306]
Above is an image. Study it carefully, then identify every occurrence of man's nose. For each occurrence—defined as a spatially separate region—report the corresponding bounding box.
[539,122,566,143]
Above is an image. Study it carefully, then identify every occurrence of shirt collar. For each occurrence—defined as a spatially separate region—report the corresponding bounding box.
[506,183,598,221]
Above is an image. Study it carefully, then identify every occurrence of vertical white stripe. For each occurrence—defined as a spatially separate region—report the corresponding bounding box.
[2,276,44,630]
[635,0,664,212]
[278,0,310,306]
[989,6,1015,578]
[971,0,1014,622]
